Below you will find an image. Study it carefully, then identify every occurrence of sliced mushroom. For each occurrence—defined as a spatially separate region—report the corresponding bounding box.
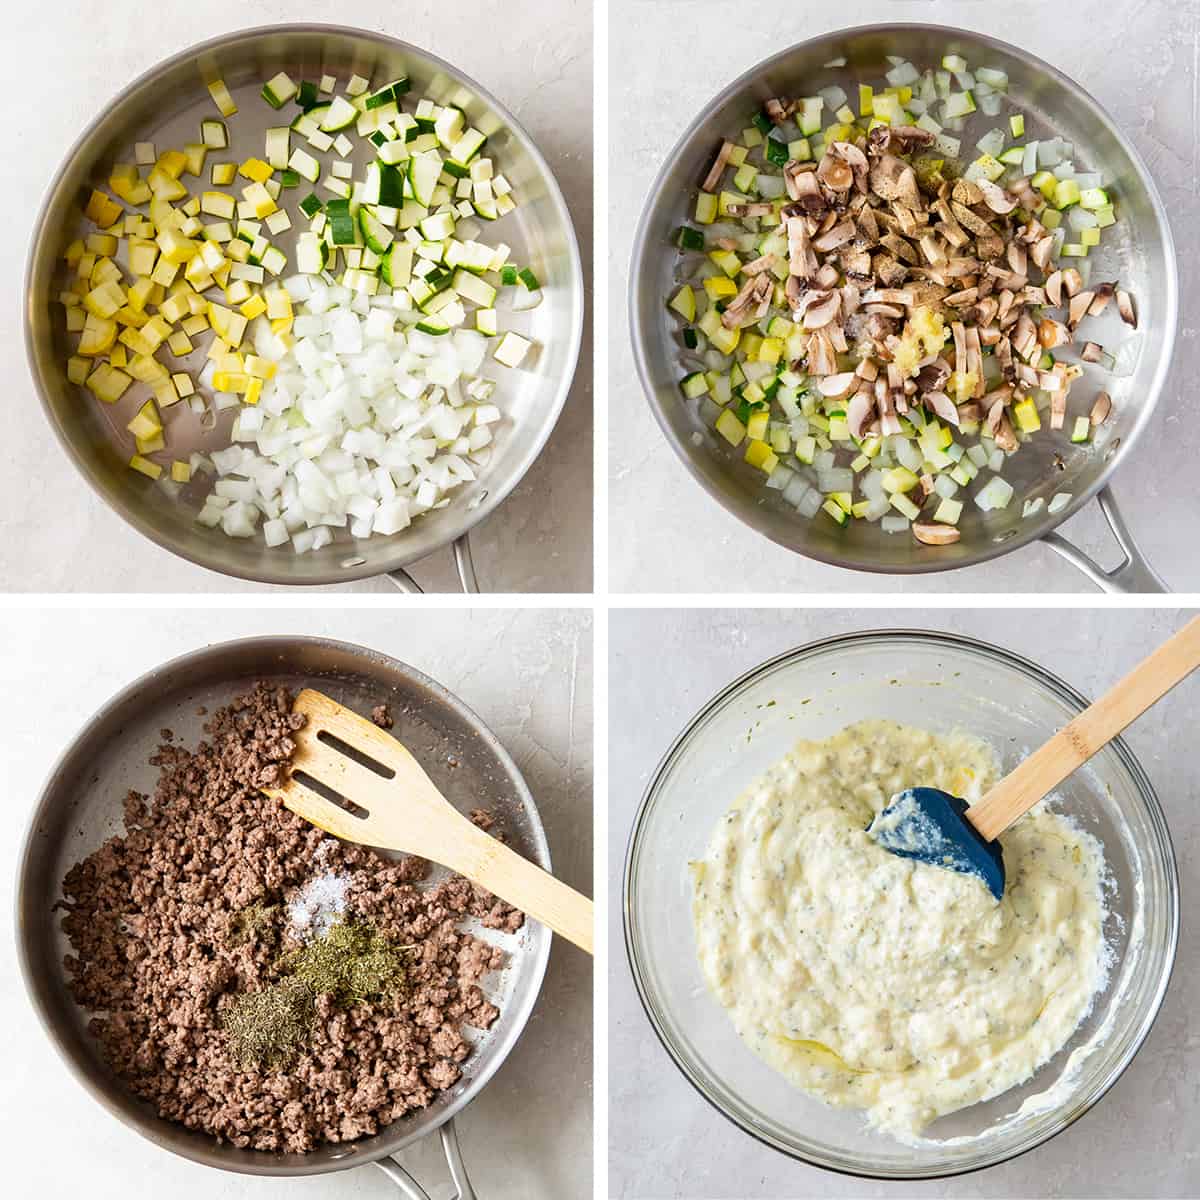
[816,151,854,195]
[812,218,857,253]
[739,253,777,277]
[923,390,961,427]
[1117,289,1138,328]
[1090,390,1113,426]
[913,522,961,546]
[1067,290,1096,329]
[1081,341,1105,363]
[725,202,775,218]
[1030,235,1055,272]
[702,140,735,193]
[830,141,870,192]
[817,371,858,398]
[806,327,838,375]
[1061,268,1083,298]
[784,162,825,211]
[870,154,922,209]
[800,290,842,330]
[720,274,772,330]
[1044,269,1064,307]
[867,124,935,155]
[951,178,984,207]
[1038,318,1071,349]
[786,216,818,281]
[976,178,1020,215]
[846,389,876,440]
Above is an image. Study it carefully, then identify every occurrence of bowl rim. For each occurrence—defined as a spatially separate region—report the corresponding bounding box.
[24,22,585,586]
[622,627,1181,1180]
[627,22,1180,577]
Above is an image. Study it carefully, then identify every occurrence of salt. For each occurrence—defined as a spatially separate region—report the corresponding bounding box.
[288,868,349,940]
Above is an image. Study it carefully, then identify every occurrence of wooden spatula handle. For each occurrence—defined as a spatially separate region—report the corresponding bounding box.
[968,615,1200,842]
[453,825,594,955]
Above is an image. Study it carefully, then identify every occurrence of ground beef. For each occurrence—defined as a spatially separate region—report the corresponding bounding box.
[57,683,523,1154]
[370,704,394,730]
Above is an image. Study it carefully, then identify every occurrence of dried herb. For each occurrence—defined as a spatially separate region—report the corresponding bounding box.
[280,919,410,1005]
[229,902,281,949]
[223,976,313,1068]
[221,918,410,1068]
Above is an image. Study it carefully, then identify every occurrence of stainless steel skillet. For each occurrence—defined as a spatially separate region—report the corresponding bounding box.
[14,636,553,1196]
[25,25,584,592]
[630,24,1177,592]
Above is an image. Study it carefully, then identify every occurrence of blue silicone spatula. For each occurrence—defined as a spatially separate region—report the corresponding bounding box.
[868,616,1200,900]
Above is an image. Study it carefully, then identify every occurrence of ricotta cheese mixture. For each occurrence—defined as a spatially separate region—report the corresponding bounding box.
[691,719,1109,1140]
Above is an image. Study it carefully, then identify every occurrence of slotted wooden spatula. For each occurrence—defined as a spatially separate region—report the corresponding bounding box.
[266,689,593,954]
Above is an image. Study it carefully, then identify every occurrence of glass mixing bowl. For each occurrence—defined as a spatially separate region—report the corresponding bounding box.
[623,630,1179,1179]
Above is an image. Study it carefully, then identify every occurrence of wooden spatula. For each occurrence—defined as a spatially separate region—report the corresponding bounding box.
[868,615,1200,899]
[265,689,593,954]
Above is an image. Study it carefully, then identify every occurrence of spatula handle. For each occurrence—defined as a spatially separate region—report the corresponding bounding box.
[455,829,594,955]
[968,615,1200,842]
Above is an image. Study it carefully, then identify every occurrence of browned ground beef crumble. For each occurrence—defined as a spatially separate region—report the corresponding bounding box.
[57,683,523,1153]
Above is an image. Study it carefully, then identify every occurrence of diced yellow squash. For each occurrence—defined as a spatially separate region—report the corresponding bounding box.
[126,400,162,439]
[207,79,238,117]
[65,306,85,332]
[264,288,293,320]
[156,228,198,264]
[128,239,159,277]
[113,305,148,329]
[158,293,190,324]
[148,167,188,201]
[171,372,195,399]
[224,279,253,305]
[668,285,696,322]
[1013,396,1041,432]
[238,157,274,183]
[744,439,779,474]
[126,275,157,312]
[244,377,263,406]
[155,150,188,180]
[90,257,122,286]
[129,454,162,479]
[242,181,277,218]
[171,460,192,483]
[109,344,127,368]
[181,313,210,336]
[212,162,237,185]
[139,316,171,352]
[182,144,208,176]
[86,233,118,257]
[715,408,746,445]
[67,356,91,385]
[84,190,123,227]
[85,363,133,404]
[201,191,236,219]
[746,410,769,441]
[78,314,117,356]
[83,280,126,319]
[167,330,194,356]
[703,276,738,301]
[63,239,86,265]
[119,326,154,356]
[757,337,783,366]
[127,353,168,382]
[240,293,268,320]
[244,355,276,380]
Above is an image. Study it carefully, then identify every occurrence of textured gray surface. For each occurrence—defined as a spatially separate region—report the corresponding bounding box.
[609,607,1198,1198]
[4,0,592,593]
[0,609,592,1198]
[609,0,1199,593]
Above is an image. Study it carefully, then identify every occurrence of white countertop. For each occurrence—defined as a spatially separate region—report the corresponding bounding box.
[3,0,592,593]
[609,0,1198,593]
[0,607,593,1198]
[608,607,1198,1198]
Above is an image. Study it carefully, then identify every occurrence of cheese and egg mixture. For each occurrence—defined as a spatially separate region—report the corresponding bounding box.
[691,719,1108,1140]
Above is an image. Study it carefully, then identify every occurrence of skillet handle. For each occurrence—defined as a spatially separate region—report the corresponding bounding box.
[386,534,481,593]
[374,1117,478,1200]
[1040,486,1168,594]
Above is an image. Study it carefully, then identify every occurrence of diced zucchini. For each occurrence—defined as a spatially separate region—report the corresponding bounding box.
[261,71,299,109]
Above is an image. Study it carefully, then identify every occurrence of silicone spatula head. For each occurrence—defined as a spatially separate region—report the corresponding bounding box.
[866,787,1006,901]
